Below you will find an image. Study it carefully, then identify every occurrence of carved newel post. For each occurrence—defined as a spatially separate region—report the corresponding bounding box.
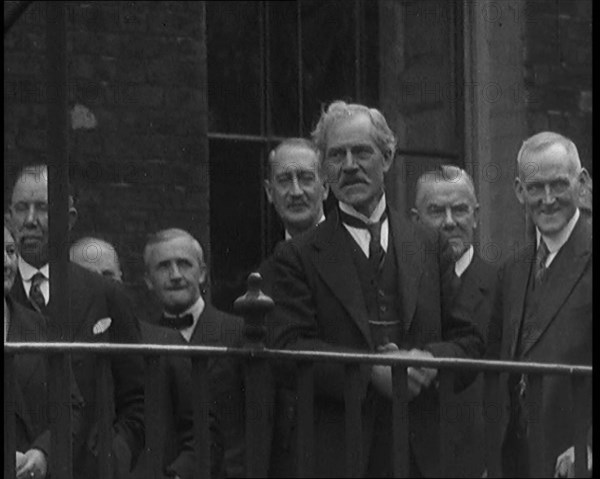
[234,272,274,347]
[234,272,275,477]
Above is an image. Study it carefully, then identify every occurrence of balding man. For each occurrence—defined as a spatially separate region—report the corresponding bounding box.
[143,229,245,478]
[412,165,498,477]
[70,236,224,479]
[70,236,123,281]
[488,132,592,477]
[8,164,144,479]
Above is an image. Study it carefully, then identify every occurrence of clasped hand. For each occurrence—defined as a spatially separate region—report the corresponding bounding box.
[370,343,438,400]
[16,449,47,479]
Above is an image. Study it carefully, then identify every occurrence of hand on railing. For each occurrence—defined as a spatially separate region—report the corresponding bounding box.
[370,343,436,401]
[15,448,47,479]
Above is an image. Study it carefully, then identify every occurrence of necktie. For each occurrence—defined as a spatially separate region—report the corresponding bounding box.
[533,240,550,289]
[160,313,194,330]
[339,210,387,272]
[450,269,462,298]
[29,272,47,313]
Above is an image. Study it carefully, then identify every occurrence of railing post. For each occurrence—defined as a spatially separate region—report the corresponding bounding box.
[4,353,16,479]
[234,272,275,478]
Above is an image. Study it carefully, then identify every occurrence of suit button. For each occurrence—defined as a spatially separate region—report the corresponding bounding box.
[378,290,385,298]
[379,305,387,314]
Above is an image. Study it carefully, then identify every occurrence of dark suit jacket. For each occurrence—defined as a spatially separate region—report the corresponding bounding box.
[10,262,145,478]
[144,302,247,478]
[130,321,224,479]
[442,252,498,478]
[7,296,84,461]
[266,206,484,477]
[487,215,592,477]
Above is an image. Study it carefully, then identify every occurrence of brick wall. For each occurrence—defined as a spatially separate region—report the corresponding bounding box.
[524,0,592,173]
[4,1,208,312]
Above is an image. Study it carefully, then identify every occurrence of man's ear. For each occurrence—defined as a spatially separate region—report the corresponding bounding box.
[68,206,78,231]
[410,208,421,224]
[144,273,154,291]
[198,265,207,288]
[514,177,525,205]
[473,203,480,229]
[263,180,274,204]
[322,182,330,201]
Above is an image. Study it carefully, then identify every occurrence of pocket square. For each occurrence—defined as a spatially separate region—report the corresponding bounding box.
[93,317,112,335]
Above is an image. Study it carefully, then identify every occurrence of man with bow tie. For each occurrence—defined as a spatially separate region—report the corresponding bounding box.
[266,101,484,477]
[411,165,498,477]
[7,164,145,479]
[487,132,592,477]
[70,235,224,479]
[143,228,245,478]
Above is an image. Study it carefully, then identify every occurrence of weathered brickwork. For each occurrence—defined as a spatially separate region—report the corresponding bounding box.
[4,1,208,310]
[524,0,592,172]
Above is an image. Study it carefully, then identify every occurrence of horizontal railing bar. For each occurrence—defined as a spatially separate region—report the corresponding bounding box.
[4,343,593,375]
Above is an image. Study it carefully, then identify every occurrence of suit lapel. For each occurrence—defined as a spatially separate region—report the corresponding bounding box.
[508,244,535,359]
[312,210,372,347]
[388,208,422,333]
[520,218,592,356]
[10,270,36,313]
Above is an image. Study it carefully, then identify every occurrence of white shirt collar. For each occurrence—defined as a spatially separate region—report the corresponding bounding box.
[536,208,580,266]
[19,258,50,281]
[18,258,50,304]
[339,193,387,224]
[454,245,474,278]
[164,295,205,342]
[284,213,326,240]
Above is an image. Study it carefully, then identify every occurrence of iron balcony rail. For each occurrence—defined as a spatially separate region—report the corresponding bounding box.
[4,341,592,478]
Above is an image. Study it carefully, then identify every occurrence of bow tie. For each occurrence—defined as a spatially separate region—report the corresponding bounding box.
[160,313,194,330]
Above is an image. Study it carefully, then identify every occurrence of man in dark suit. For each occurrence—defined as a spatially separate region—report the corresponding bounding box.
[7,164,145,479]
[143,228,246,478]
[411,165,498,477]
[487,131,592,477]
[5,222,84,479]
[70,235,224,479]
[265,101,484,477]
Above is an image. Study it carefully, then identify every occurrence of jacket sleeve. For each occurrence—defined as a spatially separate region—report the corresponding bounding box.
[106,281,146,468]
[265,240,372,403]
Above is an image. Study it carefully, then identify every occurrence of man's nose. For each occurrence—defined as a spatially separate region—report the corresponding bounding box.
[442,208,457,228]
[289,176,303,196]
[342,150,358,171]
[25,204,38,224]
[542,184,556,204]
[169,264,183,279]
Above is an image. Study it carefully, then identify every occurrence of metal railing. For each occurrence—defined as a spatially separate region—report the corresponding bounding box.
[4,275,593,478]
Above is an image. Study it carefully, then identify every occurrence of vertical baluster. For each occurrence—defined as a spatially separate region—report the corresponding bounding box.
[48,352,73,478]
[483,371,502,478]
[438,369,454,477]
[192,357,211,479]
[96,355,113,479]
[526,373,544,477]
[391,365,409,478]
[4,352,16,479]
[344,363,363,478]
[571,375,590,478]
[145,355,162,478]
[296,361,314,477]
[234,272,274,478]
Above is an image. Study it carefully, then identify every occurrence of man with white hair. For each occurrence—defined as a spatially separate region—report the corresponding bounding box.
[487,131,592,477]
[266,101,484,477]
